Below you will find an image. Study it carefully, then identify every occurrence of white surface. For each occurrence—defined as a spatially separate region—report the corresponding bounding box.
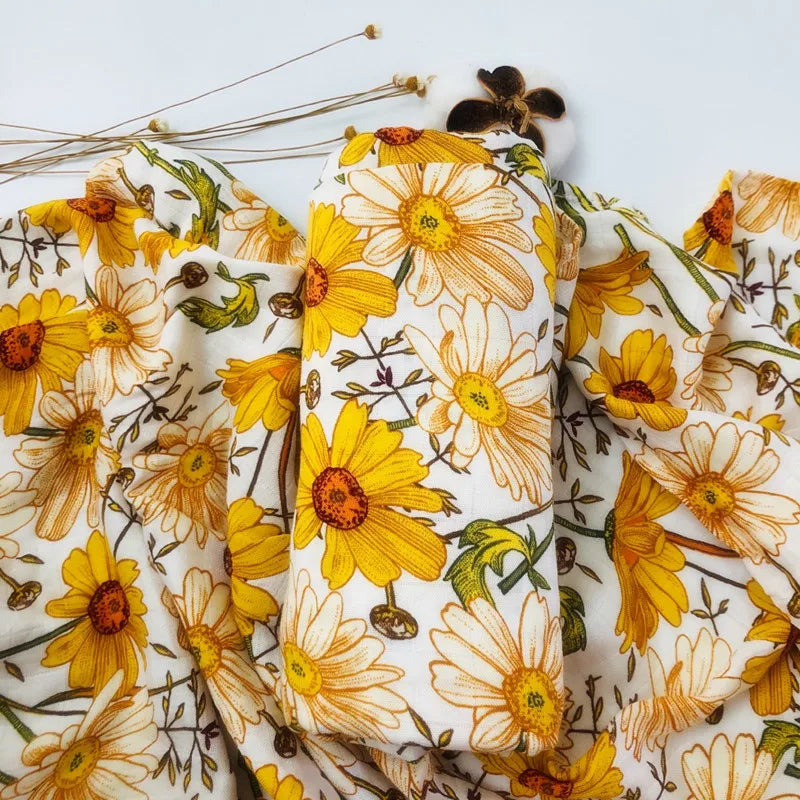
[2,0,799,240]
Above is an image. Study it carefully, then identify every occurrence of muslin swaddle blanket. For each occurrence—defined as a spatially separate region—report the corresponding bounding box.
[1,128,800,800]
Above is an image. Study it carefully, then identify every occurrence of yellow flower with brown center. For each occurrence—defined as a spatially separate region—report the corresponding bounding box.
[225,497,289,636]
[254,765,310,800]
[26,192,144,267]
[405,296,551,503]
[339,126,492,167]
[684,171,737,273]
[137,229,200,271]
[533,201,558,303]
[431,592,570,755]
[217,350,300,432]
[681,733,785,800]
[223,180,305,265]
[637,421,800,564]
[14,361,119,541]
[129,403,230,547]
[0,289,88,435]
[41,530,147,698]
[479,731,623,799]
[584,329,688,431]
[341,162,534,309]
[172,568,268,743]
[294,399,445,588]
[742,579,800,716]
[273,568,406,742]
[737,171,800,240]
[302,203,396,359]
[565,249,651,359]
[607,452,687,654]
[88,266,172,403]
[0,671,158,800]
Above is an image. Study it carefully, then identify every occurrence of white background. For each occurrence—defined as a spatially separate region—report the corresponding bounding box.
[1,0,799,240]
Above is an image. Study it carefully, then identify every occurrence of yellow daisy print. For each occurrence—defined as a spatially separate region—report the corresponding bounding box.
[172,568,268,743]
[609,452,687,654]
[737,171,800,240]
[26,192,144,267]
[138,229,200,271]
[129,403,230,547]
[339,126,492,167]
[0,288,88,435]
[226,497,289,636]
[294,399,446,589]
[430,592,568,755]
[217,350,300,432]
[88,266,172,403]
[223,179,306,265]
[303,203,396,359]
[404,296,551,503]
[341,162,534,308]
[0,671,158,800]
[583,329,688,431]
[479,731,623,800]
[14,361,120,541]
[619,628,739,760]
[565,249,651,359]
[684,171,737,273]
[275,568,406,741]
[637,421,800,564]
[681,733,785,800]
[254,765,310,800]
[742,579,800,716]
[533,201,557,303]
[41,530,148,698]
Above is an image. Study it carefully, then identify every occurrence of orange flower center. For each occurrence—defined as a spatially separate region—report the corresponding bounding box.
[0,320,45,371]
[518,769,574,798]
[502,666,561,740]
[375,126,423,146]
[186,623,223,676]
[398,194,461,252]
[65,410,104,464]
[453,372,508,426]
[612,379,656,404]
[223,546,233,576]
[88,579,130,635]
[304,257,329,307]
[265,207,298,242]
[283,642,323,696]
[66,195,117,223]
[53,736,100,789]
[702,190,734,244]
[177,443,217,488]
[87,306,134,348]
[311,466,369,529]
[686,471,736,518]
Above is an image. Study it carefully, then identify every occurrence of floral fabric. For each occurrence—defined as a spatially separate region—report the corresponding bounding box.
[1,129,800,800]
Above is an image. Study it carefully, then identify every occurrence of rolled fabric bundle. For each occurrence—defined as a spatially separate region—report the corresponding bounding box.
[2,125,800,800]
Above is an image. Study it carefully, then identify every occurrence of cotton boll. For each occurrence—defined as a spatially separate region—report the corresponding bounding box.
[421,64,576,172]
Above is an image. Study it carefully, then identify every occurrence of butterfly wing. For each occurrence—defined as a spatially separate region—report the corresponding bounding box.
[446,98,501,134]
[476,65,526,99]
[524,87,566,120]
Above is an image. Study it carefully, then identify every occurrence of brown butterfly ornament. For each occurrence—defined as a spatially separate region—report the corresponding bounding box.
[446,66,566,152]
